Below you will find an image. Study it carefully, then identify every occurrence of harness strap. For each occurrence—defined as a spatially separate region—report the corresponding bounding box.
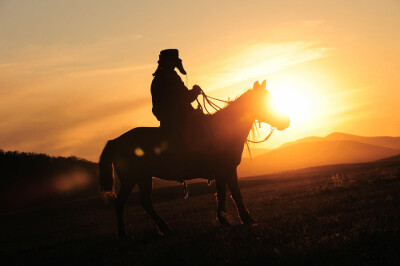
[198,89,276,144]
[202,93,230,103]
[247,127,276,143]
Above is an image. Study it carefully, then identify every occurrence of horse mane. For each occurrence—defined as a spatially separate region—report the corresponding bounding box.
[245,122,260,158]
[209,89,260,158]
[211,88,252,114]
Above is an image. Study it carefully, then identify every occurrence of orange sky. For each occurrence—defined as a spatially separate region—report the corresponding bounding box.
[1,0,399,160]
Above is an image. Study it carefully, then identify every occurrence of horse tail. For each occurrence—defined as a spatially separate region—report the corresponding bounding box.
[98,140,116,204]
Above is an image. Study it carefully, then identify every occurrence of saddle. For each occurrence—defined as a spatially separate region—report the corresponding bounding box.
[159,110,209,155]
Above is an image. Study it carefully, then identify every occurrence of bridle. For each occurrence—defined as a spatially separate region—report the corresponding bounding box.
[196,89,276,144]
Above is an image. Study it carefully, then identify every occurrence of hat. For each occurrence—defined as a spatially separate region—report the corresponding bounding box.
[159,49,179,61]
[158,49,186,75]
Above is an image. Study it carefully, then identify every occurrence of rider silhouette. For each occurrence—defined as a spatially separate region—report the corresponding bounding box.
[151,49,202,131]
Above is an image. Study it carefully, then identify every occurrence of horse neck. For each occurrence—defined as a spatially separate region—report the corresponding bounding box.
[213,90,256,144]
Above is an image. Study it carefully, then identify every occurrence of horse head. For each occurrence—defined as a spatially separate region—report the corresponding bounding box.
[252,80,290,131]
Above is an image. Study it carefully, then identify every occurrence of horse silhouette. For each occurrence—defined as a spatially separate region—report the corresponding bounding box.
[99,80,290,238]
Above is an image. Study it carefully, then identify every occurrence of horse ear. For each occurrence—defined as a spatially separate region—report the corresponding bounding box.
[261,80,267,90]
[253,81,261,90]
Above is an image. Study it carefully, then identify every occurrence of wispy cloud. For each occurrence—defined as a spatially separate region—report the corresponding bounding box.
[0,33,147,74]
[0,96,152,157]
[200,41,331,93]
[307,87,373,133]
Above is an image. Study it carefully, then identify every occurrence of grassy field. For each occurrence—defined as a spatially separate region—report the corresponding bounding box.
[1,159,400,265]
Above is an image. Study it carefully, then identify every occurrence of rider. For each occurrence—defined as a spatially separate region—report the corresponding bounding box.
[151,49,202,131]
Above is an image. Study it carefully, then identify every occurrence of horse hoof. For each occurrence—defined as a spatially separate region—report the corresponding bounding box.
[217,216,231,227]
[219,220,231,228]
[156,225,174,236]
[241,217,258,226]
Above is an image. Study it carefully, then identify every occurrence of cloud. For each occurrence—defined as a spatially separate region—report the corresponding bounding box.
[202,41,331,93]
[0,96,151,157]
[0,32,147,74]
[0,31,157,159]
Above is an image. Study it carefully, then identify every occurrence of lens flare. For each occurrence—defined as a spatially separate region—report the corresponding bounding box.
[268,79,314,126]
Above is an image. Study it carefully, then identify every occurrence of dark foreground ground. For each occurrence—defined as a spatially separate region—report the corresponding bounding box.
[1,159,400,265]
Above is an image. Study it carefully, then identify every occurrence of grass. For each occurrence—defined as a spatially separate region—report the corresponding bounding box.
[1,160,400,265]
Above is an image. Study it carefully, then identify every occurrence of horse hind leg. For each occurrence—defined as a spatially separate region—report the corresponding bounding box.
[115,177,135,239]
[138,176,172,235]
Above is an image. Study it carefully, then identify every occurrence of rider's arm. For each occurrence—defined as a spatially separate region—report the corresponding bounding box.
[187,88,200,103]
[173,73,201,103]
[178,80,200,103]
[182,82,201,103]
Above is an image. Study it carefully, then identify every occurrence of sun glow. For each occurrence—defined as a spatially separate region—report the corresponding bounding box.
[268,78,315,126]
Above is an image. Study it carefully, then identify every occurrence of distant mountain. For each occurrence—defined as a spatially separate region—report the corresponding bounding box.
[376,153,400,162]
[238,140,400,177]
[242,148,271,158]
[280,132,400,150]
[278,136,323,149]
[325,132,400,150]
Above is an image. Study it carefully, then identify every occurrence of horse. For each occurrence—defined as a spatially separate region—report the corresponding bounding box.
[98,80,290,238]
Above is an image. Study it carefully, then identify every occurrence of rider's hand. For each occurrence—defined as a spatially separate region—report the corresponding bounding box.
[192,85,202,96]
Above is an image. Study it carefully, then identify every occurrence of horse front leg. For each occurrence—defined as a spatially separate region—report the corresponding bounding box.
[226,168,257,225]
[215,177,230,227]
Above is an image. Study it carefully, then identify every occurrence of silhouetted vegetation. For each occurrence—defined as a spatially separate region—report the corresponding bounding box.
[0,149,96,183]
[0,150,97,210]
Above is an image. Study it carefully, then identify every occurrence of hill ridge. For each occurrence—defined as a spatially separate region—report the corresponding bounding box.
[239,139,400,177]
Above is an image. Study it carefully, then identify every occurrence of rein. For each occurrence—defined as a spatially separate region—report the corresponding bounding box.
[246,126,276,143]
[196,89,276,144]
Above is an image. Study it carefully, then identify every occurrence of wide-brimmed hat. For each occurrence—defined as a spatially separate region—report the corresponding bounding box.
[158,49,186,75]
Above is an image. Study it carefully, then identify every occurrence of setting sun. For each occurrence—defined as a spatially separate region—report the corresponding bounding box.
[269,78,314,126]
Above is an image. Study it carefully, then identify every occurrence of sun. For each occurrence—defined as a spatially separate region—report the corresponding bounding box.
[268,78,314,126]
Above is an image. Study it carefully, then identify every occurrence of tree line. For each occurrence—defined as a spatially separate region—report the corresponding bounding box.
[0,149,97,187]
